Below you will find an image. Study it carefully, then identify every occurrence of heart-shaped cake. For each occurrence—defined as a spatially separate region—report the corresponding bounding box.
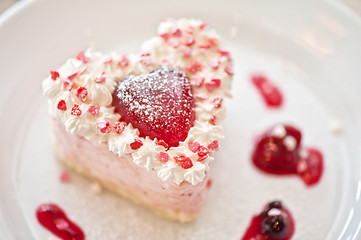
[42,18,233,222]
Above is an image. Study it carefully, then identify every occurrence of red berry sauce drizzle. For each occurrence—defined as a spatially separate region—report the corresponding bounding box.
[252,124,323,186]
[36,203,85,240]
[242,201,295,240]
[251,75,283,108]
[112,67,195,147]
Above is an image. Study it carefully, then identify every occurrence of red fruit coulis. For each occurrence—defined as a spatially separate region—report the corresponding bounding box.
[112,67,195,147]
[36,203,85,240]
[251,75,283,108]
[242,201,295,240]
[252,124,323,186]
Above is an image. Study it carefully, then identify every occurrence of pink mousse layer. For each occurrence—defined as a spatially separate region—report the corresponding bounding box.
[51,116,209,222]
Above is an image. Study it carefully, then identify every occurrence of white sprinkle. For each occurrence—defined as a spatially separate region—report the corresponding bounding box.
[297,159,308,173]
[267,208,282,217]
[299,148,309,159]
[330,121,342,134]
[273,125,287,138]
[90,182,102,194]
[284,136,297,151]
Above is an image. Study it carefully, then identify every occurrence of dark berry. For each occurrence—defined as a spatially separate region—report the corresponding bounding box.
[268,201,283,210]
[262,215,288,239]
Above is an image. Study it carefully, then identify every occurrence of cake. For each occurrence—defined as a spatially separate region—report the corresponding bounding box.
[42,18,233,222]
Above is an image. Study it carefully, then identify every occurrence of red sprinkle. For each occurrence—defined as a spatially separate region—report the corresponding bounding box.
[191,76,205,87]
[208,38,218,46]
[225,64,234,75]
[168,38,180,48]
[50,71,60,80]
[157,140,169,149]
[71,105,82,116]
[76,87,88,102]
[65,81,74,91]
[180,46,192,58]
[76,51,90,63]
[199,44,210,49]
[79,66,88,75]
[88,105,100,116]
[218,48,231,60]
[181,158,194,169]
[118,54,130,68]
[97,119,111,133]
[139,54,151,66]
[67,72,78,80]
[197,155,208,162]
[95,72,106,83]
[206,179,213,188]
[59,171,70,183]
[130,139,143,150]
[113,122,126,134]
[198,146,209,157]
[205,78,221,92]
[212,96,223,108]
[195,93,208,100]
[210,115,216,125]
[209,58,220,70]
[208,140,219,151]
[159,33,169,41]
[184,34,195,46]
[57,100,67,111]
[103,56,113,64]
[199,22,208,30]
[159,152,169,163]
[172,28,182,37]
[188,142,201,153]
[186,62,202,74]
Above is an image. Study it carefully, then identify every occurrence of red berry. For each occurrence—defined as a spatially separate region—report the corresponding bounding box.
[130,139,143,150]
[112,67,195,147]
[57,100,67,111]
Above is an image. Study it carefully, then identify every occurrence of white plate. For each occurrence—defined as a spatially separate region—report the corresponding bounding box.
[1,0,361,239]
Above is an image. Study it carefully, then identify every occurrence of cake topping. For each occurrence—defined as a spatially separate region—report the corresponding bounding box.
[50,71,60,80]
[242,201,295,240]
[252,124,324,186]
[112,66,195,147]
[57,100,67,111]
[42,18,233,185]
[70,105,82,116]
[76,87,88,102]
[88,105,100,116]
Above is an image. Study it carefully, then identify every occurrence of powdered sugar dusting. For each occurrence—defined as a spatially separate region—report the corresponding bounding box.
[113,67,195,147]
